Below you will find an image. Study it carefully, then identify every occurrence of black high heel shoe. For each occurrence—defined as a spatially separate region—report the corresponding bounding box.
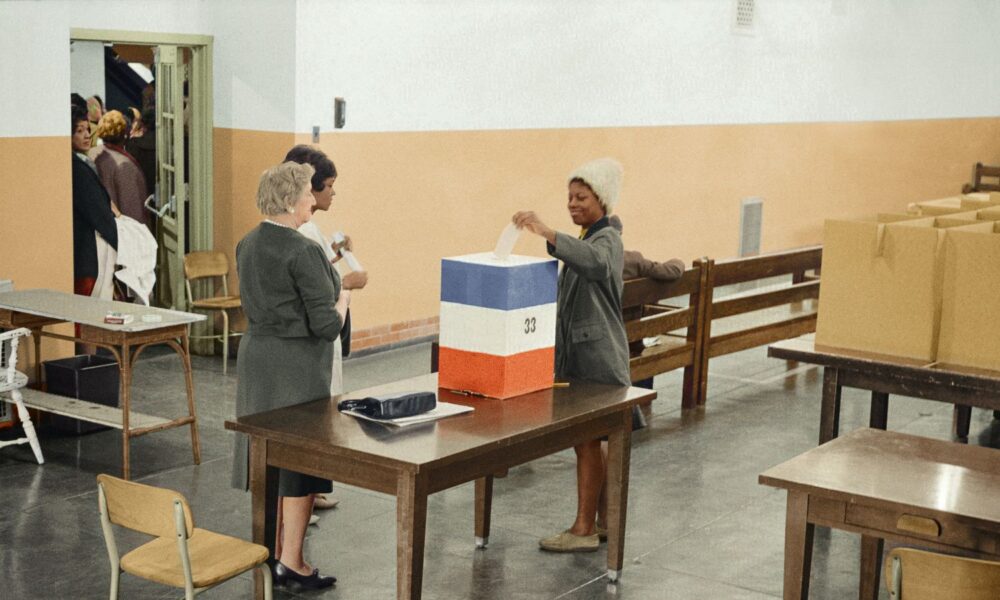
[274,561,337,589]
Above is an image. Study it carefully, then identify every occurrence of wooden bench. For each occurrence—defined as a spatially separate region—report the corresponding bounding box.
[429,248,821,414]
[961,163,1000,193]
[621,260,709,409]
[692,246,822,406]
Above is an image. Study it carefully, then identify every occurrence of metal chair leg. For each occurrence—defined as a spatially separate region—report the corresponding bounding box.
[221,309,230,376]
[258,562,274,600]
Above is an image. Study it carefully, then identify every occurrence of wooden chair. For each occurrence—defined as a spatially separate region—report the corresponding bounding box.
[961,163,1000,194]
[621,259,709,409]
[183,251,242,374]
[97,473,272,599]
[885,547,1000,599]
[0,327,43,464]
[694,246,822,405]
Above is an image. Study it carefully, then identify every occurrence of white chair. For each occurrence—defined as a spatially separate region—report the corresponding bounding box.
[0,327,44,464]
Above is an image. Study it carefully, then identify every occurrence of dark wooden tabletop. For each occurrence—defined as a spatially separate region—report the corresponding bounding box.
[759,428,1000,526]
[769,337,1000,392]
[226,373,655,472]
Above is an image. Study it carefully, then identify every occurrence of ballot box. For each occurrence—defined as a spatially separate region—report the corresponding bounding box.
[438,253,558,398]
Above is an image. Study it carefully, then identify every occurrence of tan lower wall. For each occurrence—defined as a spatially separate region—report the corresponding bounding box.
[291,118,1000,334]
[214,118,1000,344]
[1,119,995,363]
[0,136,75,366]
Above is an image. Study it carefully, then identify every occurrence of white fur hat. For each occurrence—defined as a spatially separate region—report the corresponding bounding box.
[569,157,624,214]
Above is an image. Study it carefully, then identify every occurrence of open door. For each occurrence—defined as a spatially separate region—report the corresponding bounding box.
[154,45,186,309]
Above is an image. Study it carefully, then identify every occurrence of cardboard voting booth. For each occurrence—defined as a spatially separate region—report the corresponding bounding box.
[816,217,978,361]
[937,222,1000,371]
[438,253,558,398]
[910,193,992,216]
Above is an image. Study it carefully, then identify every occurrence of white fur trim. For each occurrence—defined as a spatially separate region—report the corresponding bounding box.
[568,158,623,214]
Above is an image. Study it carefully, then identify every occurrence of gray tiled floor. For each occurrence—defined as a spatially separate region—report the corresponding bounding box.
[1,341,997,599]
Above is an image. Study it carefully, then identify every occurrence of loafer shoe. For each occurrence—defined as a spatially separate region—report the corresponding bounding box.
[594,523,608,542]
[539,530,599,553]
[314,494,339,510]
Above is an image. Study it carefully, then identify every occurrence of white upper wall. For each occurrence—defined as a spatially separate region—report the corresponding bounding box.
[0,0,296,137]
[3,0,999,138]
[295,0,1000,133]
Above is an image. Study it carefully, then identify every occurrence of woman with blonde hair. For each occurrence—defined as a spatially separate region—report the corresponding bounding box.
[231,161,349,589]
[93,110,149,228]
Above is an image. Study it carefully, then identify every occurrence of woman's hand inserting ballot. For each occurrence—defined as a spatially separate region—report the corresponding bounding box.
[512,210,556,244]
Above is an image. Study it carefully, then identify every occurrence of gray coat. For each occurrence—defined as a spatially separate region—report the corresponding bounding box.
[230,223,343,491]
[547,221,631,387]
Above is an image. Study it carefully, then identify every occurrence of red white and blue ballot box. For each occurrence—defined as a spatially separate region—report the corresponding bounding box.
[438,253,558,399]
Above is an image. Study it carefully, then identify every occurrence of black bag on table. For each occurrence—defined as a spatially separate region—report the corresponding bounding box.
[337,391,436,420]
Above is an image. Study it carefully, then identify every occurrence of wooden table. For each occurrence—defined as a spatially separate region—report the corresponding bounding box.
[0,289,204,479]
[760,428,1000,599]
[225,373,655,600]
[769,337,1000,445]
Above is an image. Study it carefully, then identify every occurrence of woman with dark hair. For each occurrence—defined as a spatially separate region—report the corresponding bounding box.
[513,158,632,553]
[93,110,149,228]
[71,106,118,300]
[283,144,368,513]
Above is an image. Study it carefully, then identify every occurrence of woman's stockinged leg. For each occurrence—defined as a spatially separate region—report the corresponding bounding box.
[280,495,315,574]
[570,439,605,536]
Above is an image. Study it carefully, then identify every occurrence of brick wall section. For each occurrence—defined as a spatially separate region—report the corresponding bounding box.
[351,316,440,352]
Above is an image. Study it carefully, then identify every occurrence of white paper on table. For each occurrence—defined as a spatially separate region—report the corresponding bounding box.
[493,222,520,260]
[341,400,474,427]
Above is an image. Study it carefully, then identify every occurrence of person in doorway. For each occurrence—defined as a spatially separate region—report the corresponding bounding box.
[513,157,631,553]
[283,145,368,516]
[125,107,156,200]
[71,105,119,301]
[93,110,150,229]
[86,95,104,146]
[231,162,348,590]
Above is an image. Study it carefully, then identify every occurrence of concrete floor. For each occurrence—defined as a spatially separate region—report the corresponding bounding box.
[2,340,998,599]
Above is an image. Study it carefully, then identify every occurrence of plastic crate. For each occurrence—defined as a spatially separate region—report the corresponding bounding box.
[44,354,120,434]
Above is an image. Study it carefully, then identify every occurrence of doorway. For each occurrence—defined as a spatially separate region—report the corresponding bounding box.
[70,29,215,351]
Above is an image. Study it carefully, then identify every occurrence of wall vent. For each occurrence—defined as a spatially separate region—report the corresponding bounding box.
[739,197,763,257]
[732,0,757,36]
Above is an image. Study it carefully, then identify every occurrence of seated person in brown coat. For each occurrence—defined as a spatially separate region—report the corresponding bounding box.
[608,215,685,391]
[608,215,685,280]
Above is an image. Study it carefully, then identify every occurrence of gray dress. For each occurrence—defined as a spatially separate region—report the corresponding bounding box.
[231,222,344,496]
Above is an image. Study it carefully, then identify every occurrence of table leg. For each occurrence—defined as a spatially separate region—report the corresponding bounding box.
[783,490,814,600]
[869,392,889,430]
[397,471,428,600]
[858,535,883,600]
[820,368,842,445]
[250,437,278,600]
[120,343,132,480]
[954,405,972,442]
[179,333,202,464]
[474,476,494,549]
[606,408,633,582]
[31,329,42,383]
